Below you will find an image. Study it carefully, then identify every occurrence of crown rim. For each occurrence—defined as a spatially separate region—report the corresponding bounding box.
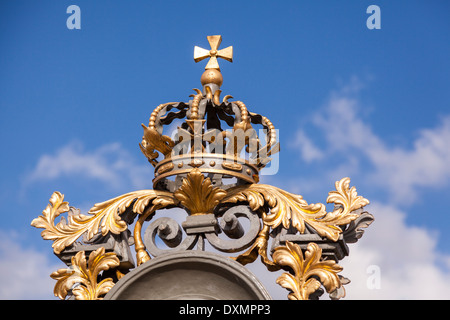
[153,153,260,189]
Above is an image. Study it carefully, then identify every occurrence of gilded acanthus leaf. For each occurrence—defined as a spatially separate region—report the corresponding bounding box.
[174,168,226,215]
[327,177,370,215]
[31,190,177,254]
[222,177,369,241]
[88,189,177,233]
[30,191,68,237]
[51,267,76,300]
[31,191,78,255]
[50,247,120,300]
[273,241,343,300]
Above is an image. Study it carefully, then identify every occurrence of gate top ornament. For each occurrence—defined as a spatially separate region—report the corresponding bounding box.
[31,35,374,300]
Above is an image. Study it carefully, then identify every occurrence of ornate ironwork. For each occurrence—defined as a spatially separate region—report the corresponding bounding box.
[31,35,374,300]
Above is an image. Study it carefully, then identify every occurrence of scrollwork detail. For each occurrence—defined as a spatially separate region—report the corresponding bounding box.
[144,217,197,257]
[222,177,369,242]
[205,205,261,253]
[32,176,370,300]
[31,190,177,255]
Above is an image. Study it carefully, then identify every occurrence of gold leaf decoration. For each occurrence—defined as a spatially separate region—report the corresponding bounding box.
[50,247,120,300]
[31,190,177,254]
[273,241,343,300]
[222,177,369,241]
[327,177,370,215]
[174,168,227,215]
[31,191,79,255]
[51,267,75,300]
[233,224,280,271]
[140,124,175,166]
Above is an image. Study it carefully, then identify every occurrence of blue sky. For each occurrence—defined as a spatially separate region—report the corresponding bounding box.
[1,0,450,299]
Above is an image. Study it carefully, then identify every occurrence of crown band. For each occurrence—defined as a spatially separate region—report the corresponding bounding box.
[153,153,260,190]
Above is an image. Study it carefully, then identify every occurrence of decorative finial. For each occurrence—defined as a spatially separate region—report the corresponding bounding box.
[194,35,233,87]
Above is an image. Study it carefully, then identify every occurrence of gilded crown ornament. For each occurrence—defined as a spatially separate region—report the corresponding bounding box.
[194,35,233,87]
[31,35,374,300]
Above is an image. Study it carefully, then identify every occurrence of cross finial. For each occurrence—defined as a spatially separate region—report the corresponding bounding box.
[194,35,233,70]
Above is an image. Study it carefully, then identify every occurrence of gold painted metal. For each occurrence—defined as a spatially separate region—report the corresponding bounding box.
[195,35,232,87]
[153,154,260,187]
[91,190,178,266]
[273,241,344,300]
[33,176,365,300]
[213,88,222,105]
[203,85,223,105]
[133,208,153,266]
[174,168,227,215]
[140,124,175,166]
[223,177,369,277]
[157,153,259,169]
[157,162,174,175]
[31,190,177,255]
[200,69,223,87]
[223,177,369,242]
[51,247,120,300]
[140,102,177,166]
[222,161,243,171]
[194,35,233,70]
[31,35,372,300]
[232,223,279,271]
[154,167,258,186]
[188,92,203,120]
[133,198,178,266]
[223,94,233,103]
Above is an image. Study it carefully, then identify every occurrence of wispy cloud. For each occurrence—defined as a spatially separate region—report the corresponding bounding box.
[288,78,450,299]
[367,117,450,202]
[341,202,450,299]
[23,140,152,192]
[0,230,59,299]
[289,129,324,163]
[294,82,450,204]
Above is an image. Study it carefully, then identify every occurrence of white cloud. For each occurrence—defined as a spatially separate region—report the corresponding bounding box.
[0,230,59,299]
[24,140,152,191]
[244,201,450,300]
[341,202,450,299]
[367,116,450,202]
[295,83,450,204]
[289,129,324,163]
[288,78,450,299]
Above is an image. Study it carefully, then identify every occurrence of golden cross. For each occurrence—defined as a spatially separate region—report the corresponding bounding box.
[194,35,233,70]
